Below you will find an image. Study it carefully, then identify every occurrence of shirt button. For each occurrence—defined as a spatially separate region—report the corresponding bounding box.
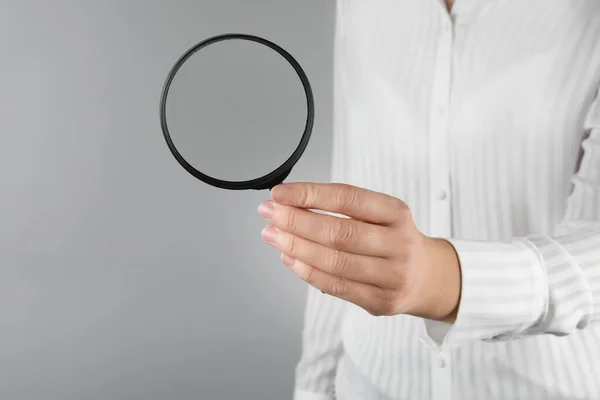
[437,190,448,200]
[438,356,447,368]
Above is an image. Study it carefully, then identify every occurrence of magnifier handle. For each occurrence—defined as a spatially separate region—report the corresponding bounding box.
[254,166,293,191]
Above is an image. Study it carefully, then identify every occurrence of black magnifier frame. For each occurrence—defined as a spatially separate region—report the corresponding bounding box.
[159,33,315,191]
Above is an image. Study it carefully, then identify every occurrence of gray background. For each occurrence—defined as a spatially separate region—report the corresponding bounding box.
[0,1,334,399]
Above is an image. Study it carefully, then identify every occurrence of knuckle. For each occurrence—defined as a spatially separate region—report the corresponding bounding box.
[303,264,317,284]
[329,277,349,296]
[395,200,412,220]
[329,219,356,247]
[299,185,314,208]
[328,250,349,275]
[375,291,399,316]
[285,208,299,232]
[334,185,348,206]
[381,294,398,315]
[335,184,360,208]
[287,235,299,256]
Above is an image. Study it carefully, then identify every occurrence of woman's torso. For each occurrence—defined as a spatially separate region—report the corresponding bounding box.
[332,0,600,399]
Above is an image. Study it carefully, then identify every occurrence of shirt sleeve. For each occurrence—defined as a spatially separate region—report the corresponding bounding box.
[421,85,600,350]
[293,285,347,400]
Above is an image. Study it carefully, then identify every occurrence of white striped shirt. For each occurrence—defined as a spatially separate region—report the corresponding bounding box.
[294,1,600,399]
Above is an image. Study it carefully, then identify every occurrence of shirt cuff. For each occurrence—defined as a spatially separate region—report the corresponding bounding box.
[293,390,335,400]
[420,238,548,350]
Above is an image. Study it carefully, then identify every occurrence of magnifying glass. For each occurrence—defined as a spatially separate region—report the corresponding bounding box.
[159,33,315,190]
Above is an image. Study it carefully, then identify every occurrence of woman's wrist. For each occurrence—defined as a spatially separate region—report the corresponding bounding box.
[410,237,462,323]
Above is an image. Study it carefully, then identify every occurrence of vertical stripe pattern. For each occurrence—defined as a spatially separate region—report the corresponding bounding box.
[294,1,600,399]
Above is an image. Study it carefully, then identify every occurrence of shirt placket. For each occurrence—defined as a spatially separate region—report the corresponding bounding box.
[428,12,454,400]
[429,17,453,240]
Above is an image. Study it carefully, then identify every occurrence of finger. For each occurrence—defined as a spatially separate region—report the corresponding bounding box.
[262,225,394,287]
[262,201,394,257]
[270,182,408,226]
[281,255,398,317]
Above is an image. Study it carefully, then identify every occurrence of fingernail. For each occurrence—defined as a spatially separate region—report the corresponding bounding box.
[261,225,278,244]
[281,254,296,268]
[258,201,274,220]
[271,184,289,202]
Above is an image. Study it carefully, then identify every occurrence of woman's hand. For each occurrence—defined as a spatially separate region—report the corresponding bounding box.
[258,182,462,323]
